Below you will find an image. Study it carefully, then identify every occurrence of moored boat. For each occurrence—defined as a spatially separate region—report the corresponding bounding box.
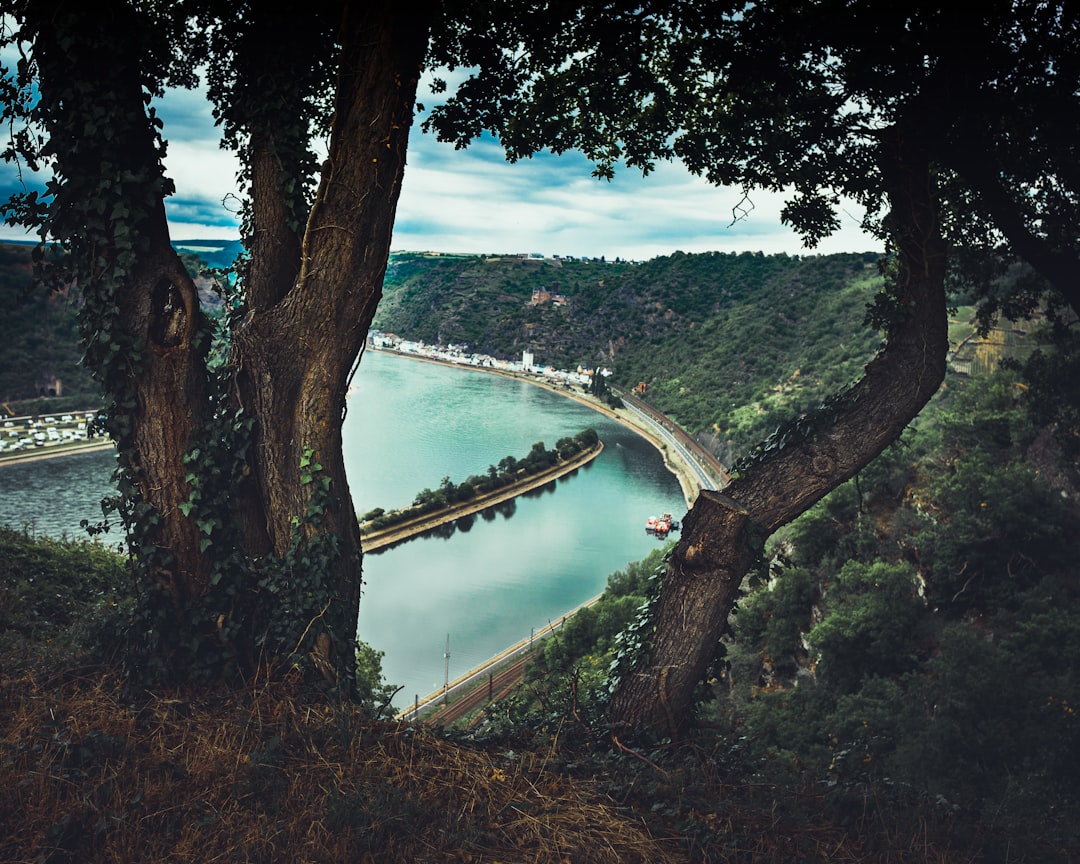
[646,512,679,535]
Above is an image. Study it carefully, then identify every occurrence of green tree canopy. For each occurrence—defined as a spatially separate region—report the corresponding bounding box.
[429,1,1080,315]
[425,0,1080,734]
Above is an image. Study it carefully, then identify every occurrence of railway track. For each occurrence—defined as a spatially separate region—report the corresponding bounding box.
[425,655,530,727]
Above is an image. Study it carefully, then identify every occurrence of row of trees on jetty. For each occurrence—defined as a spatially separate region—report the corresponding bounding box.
[360,428,599,535]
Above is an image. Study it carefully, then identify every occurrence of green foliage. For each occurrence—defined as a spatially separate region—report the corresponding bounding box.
[606,550,670,699]
[542,596,645,673]
[475,547,669,740]
[778,483,880,575]
[806,561,924,691]
[917,452,1076,613]
[1,3,370,694]
[895,597,1080,809]
[204,7,336,243]
[2,6,214,683]
[604,547,667,599]
[1012,324,1080,458]
[361,430,598,535]
[376,251,883,459]
[732,566,816,681]
[0,243,100,405]
[429,1,1080,332]
[0,525,130,666]
[723,361,1080,846]
[354,640,400,719]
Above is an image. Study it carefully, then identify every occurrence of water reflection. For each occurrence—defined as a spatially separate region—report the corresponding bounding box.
[3,352,687,707]
[521,479,558,499]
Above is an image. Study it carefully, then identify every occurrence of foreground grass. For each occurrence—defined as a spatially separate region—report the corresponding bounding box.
[2,670,689,863]
[0,527,1040,863]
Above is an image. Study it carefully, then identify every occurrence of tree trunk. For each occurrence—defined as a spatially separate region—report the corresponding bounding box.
[26,1,431,691]
[228,3,431,689]
[607,124,950,737]
[27,2,214,609]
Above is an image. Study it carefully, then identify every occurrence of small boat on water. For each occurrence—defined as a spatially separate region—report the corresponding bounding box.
[645,512,679,536]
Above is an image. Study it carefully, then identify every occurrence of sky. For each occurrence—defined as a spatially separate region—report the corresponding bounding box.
[0,78,880,261]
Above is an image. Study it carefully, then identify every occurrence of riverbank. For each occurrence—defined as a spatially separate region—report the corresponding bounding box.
[398,592,603,723]
[367,346,703,506]
[361,441,603,551]
[3,353,701,506]
[0,439,113,467]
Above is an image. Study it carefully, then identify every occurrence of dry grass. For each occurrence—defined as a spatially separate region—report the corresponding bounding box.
[0,666,685,863]
[1,662,1045,863]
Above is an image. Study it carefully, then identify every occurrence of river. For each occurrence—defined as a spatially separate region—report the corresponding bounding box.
[0,350,686,706]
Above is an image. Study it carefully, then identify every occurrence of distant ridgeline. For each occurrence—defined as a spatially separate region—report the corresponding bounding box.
[376,250,887,462]
[4,241,1025,467]
[0,240,885,458]
[359,429,599,535]
[0,240,239,409]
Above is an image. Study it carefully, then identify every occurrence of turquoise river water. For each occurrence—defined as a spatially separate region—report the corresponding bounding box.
[0,350,686,706]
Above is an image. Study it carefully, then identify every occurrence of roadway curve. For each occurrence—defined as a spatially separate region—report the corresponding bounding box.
[611,387,729,495]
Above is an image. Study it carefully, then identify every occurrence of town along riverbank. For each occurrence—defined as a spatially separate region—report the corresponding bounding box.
[366,346,704,506]
[360,441,602,551]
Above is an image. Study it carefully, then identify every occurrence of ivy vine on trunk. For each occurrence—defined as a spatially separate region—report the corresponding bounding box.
[2,1,433,694]
[606,124,950,736]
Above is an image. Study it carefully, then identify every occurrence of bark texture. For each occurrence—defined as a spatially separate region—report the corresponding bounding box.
[27,0,213,604]
[123,232,211,604]
[25,0,431,689]
[607,122,950,737]
[228,2,431,685]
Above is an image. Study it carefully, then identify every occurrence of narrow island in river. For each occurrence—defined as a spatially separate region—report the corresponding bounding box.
[360,432,603,551]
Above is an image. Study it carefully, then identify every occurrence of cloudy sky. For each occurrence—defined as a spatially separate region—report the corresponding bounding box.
[0,80,880,261]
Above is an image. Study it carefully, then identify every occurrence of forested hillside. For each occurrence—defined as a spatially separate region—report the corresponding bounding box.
[495,354,1080,859]
[3,241,882,461]
[0,242,97,406]
[0,241,233,412]
[377,250,883,461]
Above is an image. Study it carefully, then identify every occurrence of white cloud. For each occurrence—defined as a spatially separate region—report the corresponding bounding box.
[1,81,880,258]
[393,132,877,259]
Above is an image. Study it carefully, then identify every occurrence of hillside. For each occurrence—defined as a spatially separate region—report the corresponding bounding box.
[4,357,1078,861]
[0,240,239,413]
[376,250,884,460]
[0,242,98,406]
[2,239,1032,466]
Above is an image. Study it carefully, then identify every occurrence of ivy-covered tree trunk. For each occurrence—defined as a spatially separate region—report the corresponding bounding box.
[23,1,215,616]
[607,123,950,737]
[227,4,431,688]
[13,1,431,692]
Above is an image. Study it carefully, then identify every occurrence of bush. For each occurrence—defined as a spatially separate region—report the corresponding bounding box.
[807,560,924,691]
[0,526,130,666]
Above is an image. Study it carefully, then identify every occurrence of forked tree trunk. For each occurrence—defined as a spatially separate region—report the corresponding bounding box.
[607,125,950,737]
[29,1,431,691]
[226,4,431,688]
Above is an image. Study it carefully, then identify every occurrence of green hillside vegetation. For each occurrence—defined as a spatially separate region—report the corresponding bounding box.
[377,250,883,462]
[0,241,237,416]
[3,240,1076,859]
[484,360,1080,860]
[0,242,98,409]
[7,356,1075,860]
